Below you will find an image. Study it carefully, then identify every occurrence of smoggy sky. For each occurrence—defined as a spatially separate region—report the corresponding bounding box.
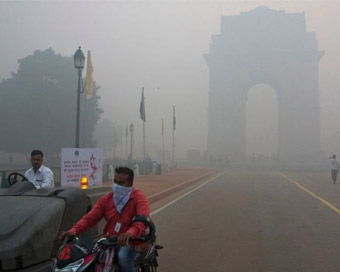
[1,0,339,160]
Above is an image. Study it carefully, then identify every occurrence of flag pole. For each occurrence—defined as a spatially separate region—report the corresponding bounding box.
[129,122,134,161]
[139,87,146,174]
[172,126,174,167]
[126,133,128,161]
[143,117,146,174]
[142,87,146,175]
[112,131,115,165]
[172,106,175,168]
[125,122,128,161]
[162,119,164,167]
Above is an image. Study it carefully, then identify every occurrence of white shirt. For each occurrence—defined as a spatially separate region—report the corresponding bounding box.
[108,165,114,182]
[331,158,339,171]
[25,165,54,189]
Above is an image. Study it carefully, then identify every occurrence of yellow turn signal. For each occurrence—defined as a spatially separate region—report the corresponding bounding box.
[80,176,88,189]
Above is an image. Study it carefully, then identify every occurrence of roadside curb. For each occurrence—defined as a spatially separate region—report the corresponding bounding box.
[148,169,220,204]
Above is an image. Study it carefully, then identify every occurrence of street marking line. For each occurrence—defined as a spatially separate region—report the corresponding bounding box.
[148,169,218,200]
[151,172,224,216]
[279,172,340,215]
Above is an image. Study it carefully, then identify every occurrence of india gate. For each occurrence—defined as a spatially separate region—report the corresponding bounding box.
[204,6,324,162]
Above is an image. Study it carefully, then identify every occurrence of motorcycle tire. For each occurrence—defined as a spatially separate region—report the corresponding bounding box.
[136,263,157,272]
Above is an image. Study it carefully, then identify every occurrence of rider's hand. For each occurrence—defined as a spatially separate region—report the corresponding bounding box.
[58,230,75,241]
[117,233,133,246]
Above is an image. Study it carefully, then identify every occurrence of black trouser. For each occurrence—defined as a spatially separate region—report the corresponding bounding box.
[331,169,338,183]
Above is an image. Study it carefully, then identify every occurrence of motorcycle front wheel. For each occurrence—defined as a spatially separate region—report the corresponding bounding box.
[135,263,156,272]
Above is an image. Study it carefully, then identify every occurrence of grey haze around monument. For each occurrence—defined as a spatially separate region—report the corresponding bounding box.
[205,6,323,162]
[1,1,339,165]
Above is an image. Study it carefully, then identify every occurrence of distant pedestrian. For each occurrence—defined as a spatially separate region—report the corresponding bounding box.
[330,155,339,184]
[108,165,114,182]
[134,163,140,176]
[152,162,157,174]
[25,150,54,189]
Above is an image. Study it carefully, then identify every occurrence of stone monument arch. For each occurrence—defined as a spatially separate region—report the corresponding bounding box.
[204,6,324,162]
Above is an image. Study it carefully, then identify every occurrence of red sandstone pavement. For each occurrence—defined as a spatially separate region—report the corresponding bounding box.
[102,167,219,203]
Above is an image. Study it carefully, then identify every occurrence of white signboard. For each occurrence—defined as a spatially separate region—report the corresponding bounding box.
[61,148,103,187]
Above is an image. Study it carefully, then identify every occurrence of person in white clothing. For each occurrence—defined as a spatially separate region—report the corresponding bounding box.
[25,150,54,189]
[330,155,339,184]
[108,165,114,182]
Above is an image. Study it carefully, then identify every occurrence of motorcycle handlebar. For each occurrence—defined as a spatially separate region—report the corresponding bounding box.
[98,236,137,247]
[61,233,147,249]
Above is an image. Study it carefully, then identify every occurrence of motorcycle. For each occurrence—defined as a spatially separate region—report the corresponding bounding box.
[54,215,163,272]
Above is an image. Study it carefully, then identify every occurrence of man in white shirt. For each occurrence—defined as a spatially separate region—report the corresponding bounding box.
[25,150,54,189]
[330,155,339,184]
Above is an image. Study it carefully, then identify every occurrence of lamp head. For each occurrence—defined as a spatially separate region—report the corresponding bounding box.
[74,46,85,70]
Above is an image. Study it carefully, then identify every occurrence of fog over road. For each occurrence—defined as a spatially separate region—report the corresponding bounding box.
[151,167,340,271]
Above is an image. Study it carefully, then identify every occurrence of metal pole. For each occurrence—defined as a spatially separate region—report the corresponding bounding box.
[75,69,82,148]
[162,131,164,167]
[172,126,174,167]
[126,135,128,161]
[143,120,146,175]
[113,130,117,160]
[130,125,133,160]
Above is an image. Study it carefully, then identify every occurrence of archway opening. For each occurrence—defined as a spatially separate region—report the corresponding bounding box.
[246,84,278,160]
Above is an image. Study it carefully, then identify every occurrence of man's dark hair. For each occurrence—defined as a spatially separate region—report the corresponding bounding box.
[31,150,44,158]
[115,166,134,183]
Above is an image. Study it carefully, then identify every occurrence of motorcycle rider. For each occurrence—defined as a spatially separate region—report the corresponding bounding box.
[58,166,150,272]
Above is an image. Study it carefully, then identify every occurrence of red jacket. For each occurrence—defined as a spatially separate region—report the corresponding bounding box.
[69,188,150,238]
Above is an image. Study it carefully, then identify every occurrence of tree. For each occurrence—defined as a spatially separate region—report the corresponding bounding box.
[94,119,123,159]
[0,48,103,156]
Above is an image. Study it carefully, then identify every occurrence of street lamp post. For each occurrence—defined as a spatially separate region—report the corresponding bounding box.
[73,46,85,148]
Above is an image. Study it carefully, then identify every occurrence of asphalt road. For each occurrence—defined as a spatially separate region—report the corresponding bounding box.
[150,167,340,272]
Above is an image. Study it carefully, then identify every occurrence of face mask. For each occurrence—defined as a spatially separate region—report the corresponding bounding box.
[113,183,133,214]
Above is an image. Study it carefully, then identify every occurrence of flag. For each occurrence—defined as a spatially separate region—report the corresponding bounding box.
[173,106,176,131]
[125,122,128,138]
[139,88,146,122]
[85,50,94,99]
[161,119,164,136]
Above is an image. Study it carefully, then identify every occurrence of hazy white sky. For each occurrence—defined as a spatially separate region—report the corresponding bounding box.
[1,0,339,160]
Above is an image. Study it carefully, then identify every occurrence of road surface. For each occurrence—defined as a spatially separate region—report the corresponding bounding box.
[150,167,340,272]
